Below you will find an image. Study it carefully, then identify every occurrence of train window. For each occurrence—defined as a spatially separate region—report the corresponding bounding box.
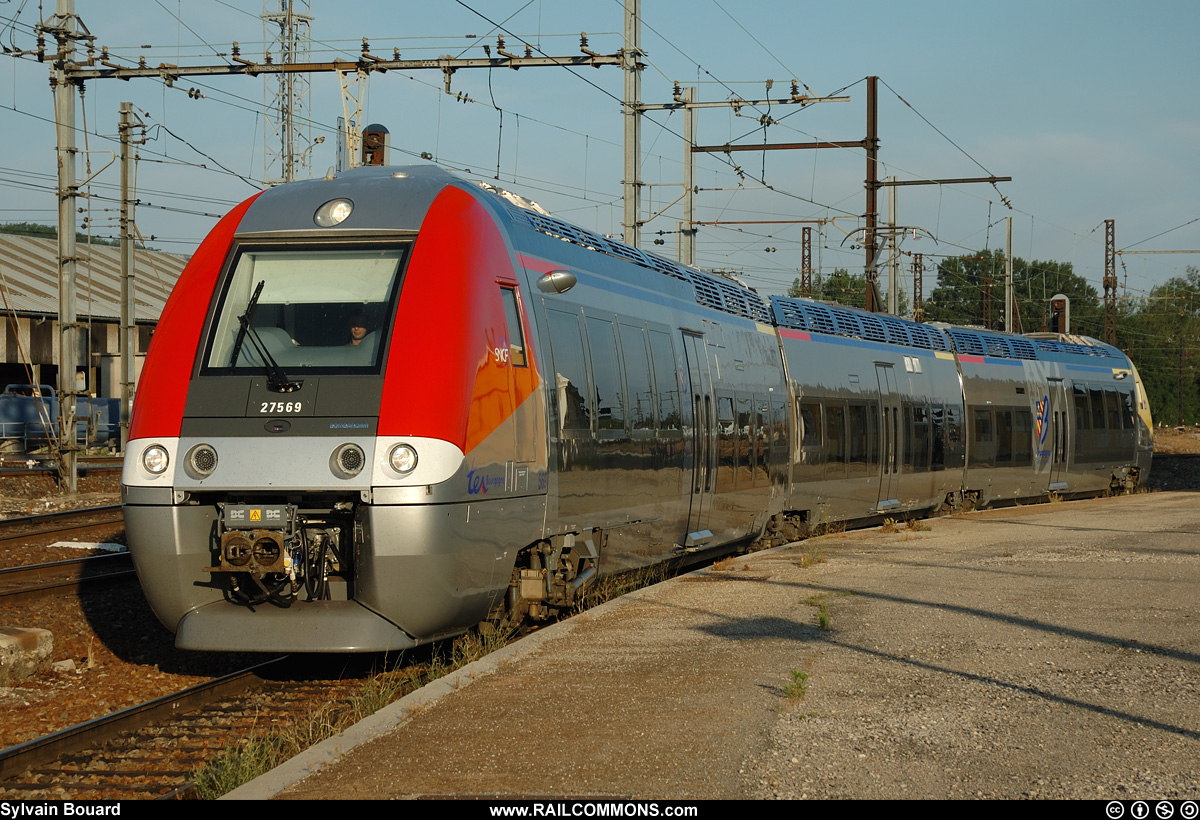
[500,288,527,367]
[847,403,870,476]
[736,397,753,487]
[1072,384,1090,430]
[995,409,1013,466]
[618,324,654,431]
[769,394,788,467]
[800,402,822,448]
[755,398,770,486]
[1119,388,1135,430]
[1089,386,1106,430]
[911,404,930,472]
[204,245,406,374]
[931,405,946,471]
[1104,387,1121,431]
[648,331,682,433]
[717,396,736,492]
[944,405,965,470]
[969,406,993,468]
[1014,409,1033,466]
[825,402,846,478]
[545,309,591,433]
[586,317,625,433]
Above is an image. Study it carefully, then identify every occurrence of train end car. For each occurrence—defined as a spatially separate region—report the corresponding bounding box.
[942,327,1152,504]
[122,166,548,652]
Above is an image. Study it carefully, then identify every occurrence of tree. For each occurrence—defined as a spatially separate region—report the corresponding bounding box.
[923,249,1100,335]
[1119,267,1200,425]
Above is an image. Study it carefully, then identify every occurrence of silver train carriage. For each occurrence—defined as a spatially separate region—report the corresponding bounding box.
[121,165,1152,653]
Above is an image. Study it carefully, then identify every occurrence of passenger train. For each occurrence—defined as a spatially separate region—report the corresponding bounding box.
[121,165,1153,652]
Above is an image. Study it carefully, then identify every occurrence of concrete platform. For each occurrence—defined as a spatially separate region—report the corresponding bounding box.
[226,491,1200,800]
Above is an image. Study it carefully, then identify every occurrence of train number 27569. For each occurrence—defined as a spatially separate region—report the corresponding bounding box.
[260,401,302,414]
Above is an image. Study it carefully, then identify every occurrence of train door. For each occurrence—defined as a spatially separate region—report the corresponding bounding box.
[875,363,900,511]
[682,332,715,546]
[1046,377,1069,492]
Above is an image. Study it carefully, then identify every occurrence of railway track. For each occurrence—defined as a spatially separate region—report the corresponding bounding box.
[0,505,124,546]
[0,657,374,800]
[0,553,136,603]
[0,661,277,798]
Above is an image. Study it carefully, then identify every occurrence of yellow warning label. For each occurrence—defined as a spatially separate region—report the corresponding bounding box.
[250,509,262,521]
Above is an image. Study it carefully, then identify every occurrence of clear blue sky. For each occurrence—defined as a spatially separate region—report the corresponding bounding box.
[1,0,1197,307]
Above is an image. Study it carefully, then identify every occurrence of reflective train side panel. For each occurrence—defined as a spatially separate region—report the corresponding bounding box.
[122,165,1152,653]
[771,297,1152,526]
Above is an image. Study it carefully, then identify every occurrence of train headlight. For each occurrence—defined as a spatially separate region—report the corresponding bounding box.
[315,198,353,227]
[330,443,366,478]
[389,443,418,475]
[142,444,170,475]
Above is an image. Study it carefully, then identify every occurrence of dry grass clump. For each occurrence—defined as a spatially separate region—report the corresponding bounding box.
[193,625,516,799]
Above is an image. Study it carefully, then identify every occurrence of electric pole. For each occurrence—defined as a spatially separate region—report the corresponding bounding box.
[800,227,813,298]
[622,0,642,247]
[1104,218,1117,345]
[911,253,924,321]
[1005,216,1014,333]
[645,83,849,266]
[46,0,83,492]
[119,102,145,452]
[262,0,314,184]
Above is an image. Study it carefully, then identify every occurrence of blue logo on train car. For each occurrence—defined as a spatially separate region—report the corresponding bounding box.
[467,466,505,495]
[1035,396,1050,444]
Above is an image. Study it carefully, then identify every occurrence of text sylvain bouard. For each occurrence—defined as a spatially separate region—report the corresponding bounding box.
[1,805,120,817]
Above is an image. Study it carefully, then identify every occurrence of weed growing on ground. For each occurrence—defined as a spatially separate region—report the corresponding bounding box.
[880,517,897,533]
[805,594,832,630]
[904,518,930,532]
[795,540,827,568]
[571,563,668,614]
[809,517,847,538]
[784,669,809,699]
[193,623,519,799]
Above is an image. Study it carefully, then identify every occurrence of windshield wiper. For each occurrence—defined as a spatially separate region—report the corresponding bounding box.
[229,280,265,369]
[229,280,302,393]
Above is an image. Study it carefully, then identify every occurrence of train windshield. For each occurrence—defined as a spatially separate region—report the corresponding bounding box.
[204,245,407,375]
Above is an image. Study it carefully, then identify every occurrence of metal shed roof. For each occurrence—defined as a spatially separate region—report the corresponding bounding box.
[0,235,186,323]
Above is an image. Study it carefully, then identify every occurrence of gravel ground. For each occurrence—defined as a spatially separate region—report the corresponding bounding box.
[0,469,270,752]
[272,491,1200,801]
[745,495,1200,800]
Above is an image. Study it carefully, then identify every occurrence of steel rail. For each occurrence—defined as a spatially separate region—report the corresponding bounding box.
[0,553,135,603]
[0,658,286,782]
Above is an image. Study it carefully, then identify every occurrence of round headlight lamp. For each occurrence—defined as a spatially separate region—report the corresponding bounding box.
[142,444,170,475]
[389,443,418,475]
[315,198,353,227]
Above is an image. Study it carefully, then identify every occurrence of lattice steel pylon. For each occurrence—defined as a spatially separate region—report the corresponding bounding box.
[799,227,813,297]
[1104,218,1117,345]
[911,253,924,322]
[262,0,314,185]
